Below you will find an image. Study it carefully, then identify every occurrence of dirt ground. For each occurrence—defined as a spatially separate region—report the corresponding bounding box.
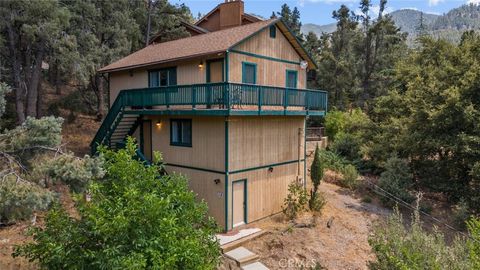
[220,180,390,270]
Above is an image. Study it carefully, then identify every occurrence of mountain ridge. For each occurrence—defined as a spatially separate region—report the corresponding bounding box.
[301,4,480,46]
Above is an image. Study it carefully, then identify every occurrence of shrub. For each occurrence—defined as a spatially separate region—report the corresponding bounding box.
[324,110,346,141]
[309,191,326,213]
[467,217,480,269]
[14,139,220,269]
[369,208,471,269]
[339,164,359,190]
[378,155,414,206]
[0,177,55,223]
[318,150,348,172]
[330,132,362,162]
[283,181,308,220]
[453,200,470,230]
[309,145,324,211]
[32,153,105,192]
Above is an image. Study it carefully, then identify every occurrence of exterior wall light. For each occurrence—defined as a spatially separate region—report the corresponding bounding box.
[156,120,162,128]
[198,61,204,69]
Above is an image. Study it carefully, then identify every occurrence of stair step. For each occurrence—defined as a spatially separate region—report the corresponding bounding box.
[224,247,259,266]
[241,262,269,270]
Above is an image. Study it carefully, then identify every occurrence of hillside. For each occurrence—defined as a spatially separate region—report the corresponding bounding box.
[302,4,480,46]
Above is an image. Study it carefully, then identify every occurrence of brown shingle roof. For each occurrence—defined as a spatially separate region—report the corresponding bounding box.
[98,19,276,73]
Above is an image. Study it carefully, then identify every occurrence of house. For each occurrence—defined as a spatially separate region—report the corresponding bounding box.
[92,0,327,231]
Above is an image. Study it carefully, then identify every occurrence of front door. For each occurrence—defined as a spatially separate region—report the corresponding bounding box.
[207,59,224,83]
[232,180,246,228]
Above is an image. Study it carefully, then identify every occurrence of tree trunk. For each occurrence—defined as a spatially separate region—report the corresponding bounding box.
[6,22,25,123]
[96,74,105,120]
[145,0,152,46]
[26,43,45,118]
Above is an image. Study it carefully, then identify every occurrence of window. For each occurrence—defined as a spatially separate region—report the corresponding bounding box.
[149,67,177,87]
[170,119,192,147]
[242,62,256,84]
[286,70,298,88]
[269,25,276,38]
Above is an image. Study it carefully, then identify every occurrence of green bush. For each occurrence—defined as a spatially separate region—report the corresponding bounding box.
[0,177,55,223]
[330,132,362,162]
[283,181,308,220]
[32,153,105,192]
[309,191,326,213]
[467,217,480,269]
[318,150,348,172]
[369,208,471,269]
[14,139,220,269]
[378,156,414,206]
[339,164,359,190]
[309,145,324,211]
[324,110,346,141]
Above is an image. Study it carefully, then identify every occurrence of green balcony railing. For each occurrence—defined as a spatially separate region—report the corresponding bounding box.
[91,82,328,153]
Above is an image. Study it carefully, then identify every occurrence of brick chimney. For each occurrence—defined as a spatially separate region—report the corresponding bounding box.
[219,0,244,29]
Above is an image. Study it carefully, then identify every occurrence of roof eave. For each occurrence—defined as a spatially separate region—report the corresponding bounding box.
[98,50,226,74]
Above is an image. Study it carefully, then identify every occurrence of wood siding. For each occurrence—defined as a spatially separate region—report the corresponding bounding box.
[165,166,225,229]
[147,116,225,172]
[229,162,302,224]
[228,116,305,171]
[228,25,306,89]
[234,25,302,62]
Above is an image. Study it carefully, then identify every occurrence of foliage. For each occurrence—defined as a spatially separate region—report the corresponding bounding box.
[467,217,480,269]
[14,139,220,269]
[276,4,303,41]
[283,181,308,220]
[32,153,105,193]
[1,116,63,153]
[310,144,324,193]
[0,82,11,120]
[369,33,480,212]
[377,156,414,206]
[330,132,362,163]
[339,164,359,190]
[309,191,327,213]
[0,177,55,223]
[314,1,407,110]
[368,207,471,269]
[318,150,349,173]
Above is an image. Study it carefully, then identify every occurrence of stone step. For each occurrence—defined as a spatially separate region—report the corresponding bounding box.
[241,262,270,270]
[220,230,265,253]
[224,247,259,266]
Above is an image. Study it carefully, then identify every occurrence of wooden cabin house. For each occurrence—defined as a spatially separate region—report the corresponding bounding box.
[92,0,327,231]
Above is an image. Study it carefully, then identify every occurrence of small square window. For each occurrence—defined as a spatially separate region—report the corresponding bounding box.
[269,25,276,38]
[170,119,192,147]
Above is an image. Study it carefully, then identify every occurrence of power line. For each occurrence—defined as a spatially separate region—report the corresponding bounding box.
[361,178,475,241]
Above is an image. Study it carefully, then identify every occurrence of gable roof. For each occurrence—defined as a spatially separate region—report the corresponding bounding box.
[99,19,274,73]
[98,19,316,73]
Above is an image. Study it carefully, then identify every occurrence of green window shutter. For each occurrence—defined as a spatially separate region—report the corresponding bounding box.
[242,62,257,84]
[269,25,276,38]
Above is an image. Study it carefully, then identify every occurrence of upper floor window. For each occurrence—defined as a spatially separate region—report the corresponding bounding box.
[149,67,177,87]
[242,62,257,84]
[170,119,192,147]
[269,25,276,38]
[286,70,298,89]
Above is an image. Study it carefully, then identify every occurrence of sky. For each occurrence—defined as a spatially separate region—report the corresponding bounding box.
[168,0,479,25]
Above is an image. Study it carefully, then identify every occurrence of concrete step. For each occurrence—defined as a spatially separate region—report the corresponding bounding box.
[224,247,259,266]
[241,262,270,270]
[221,230,265,253]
